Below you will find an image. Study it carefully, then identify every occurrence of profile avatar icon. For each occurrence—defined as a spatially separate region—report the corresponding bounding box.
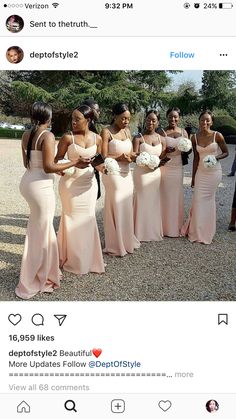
[206,399,219,413]
[6,15,24,33]
[6,46,24,64]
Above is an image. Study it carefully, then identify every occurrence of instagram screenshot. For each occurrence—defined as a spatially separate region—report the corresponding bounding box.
[0,1,236,417]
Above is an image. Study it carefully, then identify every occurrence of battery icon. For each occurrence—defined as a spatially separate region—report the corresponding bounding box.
[219,2,233,7]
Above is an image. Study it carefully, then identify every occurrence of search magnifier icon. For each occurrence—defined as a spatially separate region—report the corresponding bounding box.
[64,400,77,412]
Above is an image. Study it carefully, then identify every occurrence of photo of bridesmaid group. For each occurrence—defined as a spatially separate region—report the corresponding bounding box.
[0,70,235,301]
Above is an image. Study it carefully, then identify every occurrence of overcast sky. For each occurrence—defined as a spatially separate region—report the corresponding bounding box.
[170,70,203,91]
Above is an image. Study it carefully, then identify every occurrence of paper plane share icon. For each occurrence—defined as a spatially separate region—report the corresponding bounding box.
[54,314,67,326]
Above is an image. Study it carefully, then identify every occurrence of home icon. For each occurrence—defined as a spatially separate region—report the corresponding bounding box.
[17,401,31,413]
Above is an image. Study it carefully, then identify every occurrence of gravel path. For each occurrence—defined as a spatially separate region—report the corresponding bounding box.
[0,139,235,301]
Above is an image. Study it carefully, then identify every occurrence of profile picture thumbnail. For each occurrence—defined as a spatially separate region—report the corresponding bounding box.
[206,399,219,413]
[6,15,24,33]
[6,46,24,64]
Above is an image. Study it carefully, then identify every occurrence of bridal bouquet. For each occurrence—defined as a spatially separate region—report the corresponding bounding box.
[203,155,217,168]
[104,157,120,175]
[148,155,160,170]
[58,159,75,175]
[136,152,160,170]
[177,137,192,152]
[136,151,150,167]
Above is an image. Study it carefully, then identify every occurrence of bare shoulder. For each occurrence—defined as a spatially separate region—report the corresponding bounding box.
[21,130,30,147]
[95,134,102,145]
[41,131,55,144]
[125,127,132,139]
[215,131,225,142]
[159,134,166,143]
[157,127,165,136]
[59,132,72,144]
[101,126,111,139]
[133,133,142,141]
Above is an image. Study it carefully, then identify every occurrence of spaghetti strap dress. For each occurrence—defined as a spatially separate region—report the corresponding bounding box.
[181,132,222,244]
[15,130,61,299]
[57,132,105,274]
[133,134,163,241]
[160,129,184,237]
[102,131,140,256]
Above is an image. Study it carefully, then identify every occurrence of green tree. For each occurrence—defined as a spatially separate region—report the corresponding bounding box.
[201,71,236,115]
[0,71,179,133]
[167,81,201,115]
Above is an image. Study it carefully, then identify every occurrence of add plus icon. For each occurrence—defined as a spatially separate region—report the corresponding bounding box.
[111,399,125,413]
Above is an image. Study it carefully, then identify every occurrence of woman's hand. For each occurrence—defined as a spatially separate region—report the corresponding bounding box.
[191,179,195,188]
[117,153,131,162]
[166,146,175,153]
[75,158,91,169]
[95,163,105,173]
[159,156,171,167]
[129,152,138,162]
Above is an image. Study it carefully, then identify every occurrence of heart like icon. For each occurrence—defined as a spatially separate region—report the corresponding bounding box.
[158,400,172,412]
[92,348,102,358]
[8,313,22,326]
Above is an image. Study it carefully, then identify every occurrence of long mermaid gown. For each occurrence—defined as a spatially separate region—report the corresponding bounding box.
[57,133,105,274]
[102,132,140,256]
[15,130,61,299]
[182,132,222,244]
[133,135,163,241]
[160,130,185,237]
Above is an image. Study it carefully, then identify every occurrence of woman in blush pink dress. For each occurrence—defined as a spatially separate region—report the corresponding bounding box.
[182,110,228,244]
[15,102,83,299]
[101,103,140,256]
[56,105,105,275]
[133,110,166,241]
[159,107,189,237]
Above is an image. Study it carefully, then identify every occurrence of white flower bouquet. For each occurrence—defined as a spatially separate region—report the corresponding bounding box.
[136,152,151,167]
[136,152,160,170]
[177,137,192,152]
[104,157,121,175]
[58,159,75,175]
[148,155,160,170]
[203,155,217,168]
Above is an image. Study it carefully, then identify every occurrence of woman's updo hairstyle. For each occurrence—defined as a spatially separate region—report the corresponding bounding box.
[74,104,94,121]
[146,109,160,121]
[199,110,215,122]
[166,107,181,117]
[110,103,129,124]
[26,102,52,167]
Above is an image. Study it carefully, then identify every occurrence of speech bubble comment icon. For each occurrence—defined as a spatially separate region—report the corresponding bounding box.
[8,313,22,326]
[31,313,44,326]
[158,400,172,412]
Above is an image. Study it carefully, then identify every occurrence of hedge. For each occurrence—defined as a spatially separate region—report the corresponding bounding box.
[0,128,23,139]
[212,116,236,136]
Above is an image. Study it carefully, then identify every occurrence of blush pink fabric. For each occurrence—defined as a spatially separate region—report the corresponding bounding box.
[16,132,61,299]
[134,140,163,241]
[57,135,105,274]
[160,135,184,237]
[181,133,222,244]
[102,137,140,256]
